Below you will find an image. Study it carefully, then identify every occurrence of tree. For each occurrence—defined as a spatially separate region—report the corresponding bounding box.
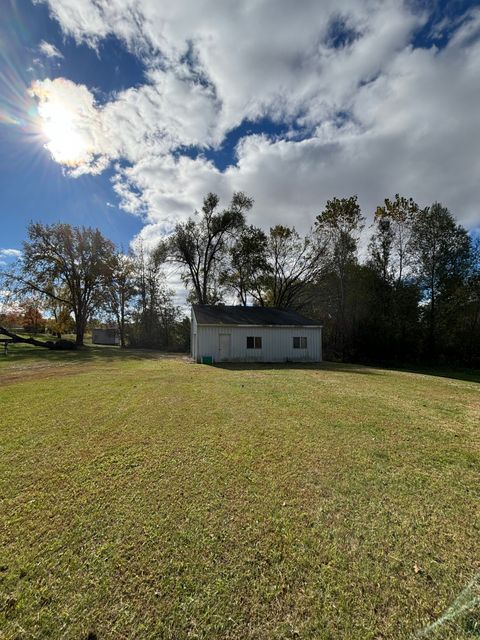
[128,242,179,349]
[366,206,421,362]
[169,192,253,304]
[103,252,136,348]
[314,196,364,358]
[374,194,419,285]
[260,225,326,308]
[439,242,480,365]
[7,223,116,346]
[0,308,22,330]
[409,203,471,357]
[368,216,395,284]
[44,292,75,338]
[19,297,45,333]
[220,225,270,305]
[461,238,480,365]
[0,325,76,350]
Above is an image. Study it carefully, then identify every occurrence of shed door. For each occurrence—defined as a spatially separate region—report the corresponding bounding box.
[218,333,232,361]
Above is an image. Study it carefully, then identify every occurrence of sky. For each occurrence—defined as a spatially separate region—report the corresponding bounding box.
[1,0,480,277]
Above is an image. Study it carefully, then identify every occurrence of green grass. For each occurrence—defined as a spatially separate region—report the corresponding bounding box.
[0,345,479,639]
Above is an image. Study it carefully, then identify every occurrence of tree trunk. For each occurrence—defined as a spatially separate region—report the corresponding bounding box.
[75,311,87,346]
[0,326,76,350]
[429,274,436,359]
[119,314,126,348]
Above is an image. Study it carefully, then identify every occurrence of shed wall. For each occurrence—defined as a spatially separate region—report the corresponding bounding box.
[196,325,322,363]
[190,310,198,361]
[92,329,119,345]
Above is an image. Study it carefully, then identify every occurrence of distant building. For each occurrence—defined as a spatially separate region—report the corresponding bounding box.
[92,328,120,346]
[191,305,322,363]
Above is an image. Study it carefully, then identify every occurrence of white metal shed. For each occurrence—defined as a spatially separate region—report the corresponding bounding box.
[191,305,322,363]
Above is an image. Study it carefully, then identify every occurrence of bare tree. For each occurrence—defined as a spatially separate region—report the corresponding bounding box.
[169,192,253,304]
[103,252,137,348]
[259,226,327,308]
[220,226,270,305]
[128,241,179,348]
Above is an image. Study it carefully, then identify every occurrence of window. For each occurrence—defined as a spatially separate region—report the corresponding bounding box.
[293,336,307,349]
[247,336,262,349]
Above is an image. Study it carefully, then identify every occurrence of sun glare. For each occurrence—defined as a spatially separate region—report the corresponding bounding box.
[40,101,89,166]
[32,81,91,167]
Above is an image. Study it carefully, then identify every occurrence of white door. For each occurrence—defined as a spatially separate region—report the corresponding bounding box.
[218,333,232,361]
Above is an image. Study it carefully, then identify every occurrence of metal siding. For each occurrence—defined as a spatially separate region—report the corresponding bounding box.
[191,310,198,360]
[92,329,119,345]
[196,326,322,362]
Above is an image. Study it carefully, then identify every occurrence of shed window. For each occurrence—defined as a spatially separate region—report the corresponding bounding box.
[293,336,307,349]
[247,336,262,349]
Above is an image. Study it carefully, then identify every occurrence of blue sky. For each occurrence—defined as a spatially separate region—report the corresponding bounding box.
[0,0,145,253]
[1,0,479,268]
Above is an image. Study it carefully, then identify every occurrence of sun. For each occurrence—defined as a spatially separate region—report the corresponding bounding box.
[39,101,89,166]
[31,79,92,167]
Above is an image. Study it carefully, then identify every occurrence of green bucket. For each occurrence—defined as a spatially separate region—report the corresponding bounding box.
[201,355,213,365]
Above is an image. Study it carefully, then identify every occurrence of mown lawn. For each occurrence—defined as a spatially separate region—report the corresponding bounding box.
[0,345,479,639]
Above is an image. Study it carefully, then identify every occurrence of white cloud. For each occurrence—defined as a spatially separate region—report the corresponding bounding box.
[32,67,221,175]
[39,40,64,59]
[31,0,480,249]
[115,18,480,243]
[37,0,420,135]
[0,249,22,258]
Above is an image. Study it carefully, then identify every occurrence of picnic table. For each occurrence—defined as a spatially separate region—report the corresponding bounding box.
[0,338,13,355]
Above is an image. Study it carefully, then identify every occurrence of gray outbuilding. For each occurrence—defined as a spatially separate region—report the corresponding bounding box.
[92,328,120,346]
[191,305,322,363]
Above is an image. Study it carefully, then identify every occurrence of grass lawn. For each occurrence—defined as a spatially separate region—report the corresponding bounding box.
[0,345,479,639]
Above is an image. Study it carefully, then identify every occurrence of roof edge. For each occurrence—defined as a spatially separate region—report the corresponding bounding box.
[196,322,322,328]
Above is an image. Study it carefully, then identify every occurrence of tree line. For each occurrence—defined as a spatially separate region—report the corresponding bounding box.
[1,192,479,365]
[166,192,479,366]
[0,223,188,350]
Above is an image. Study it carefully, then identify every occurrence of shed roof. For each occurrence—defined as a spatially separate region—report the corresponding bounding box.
[192,305,321,326]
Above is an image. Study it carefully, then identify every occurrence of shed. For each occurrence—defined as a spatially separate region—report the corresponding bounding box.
[191,305,322,363]
[92,328,120,346]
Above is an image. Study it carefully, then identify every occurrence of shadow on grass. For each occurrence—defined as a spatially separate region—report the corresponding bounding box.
[213,360,480,383]
[4,345,478,385]
[372,363,480,385]
[0,343,185,367]
[213,361,379,375]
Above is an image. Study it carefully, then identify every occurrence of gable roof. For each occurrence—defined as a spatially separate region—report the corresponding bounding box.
[192,305,321,326]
